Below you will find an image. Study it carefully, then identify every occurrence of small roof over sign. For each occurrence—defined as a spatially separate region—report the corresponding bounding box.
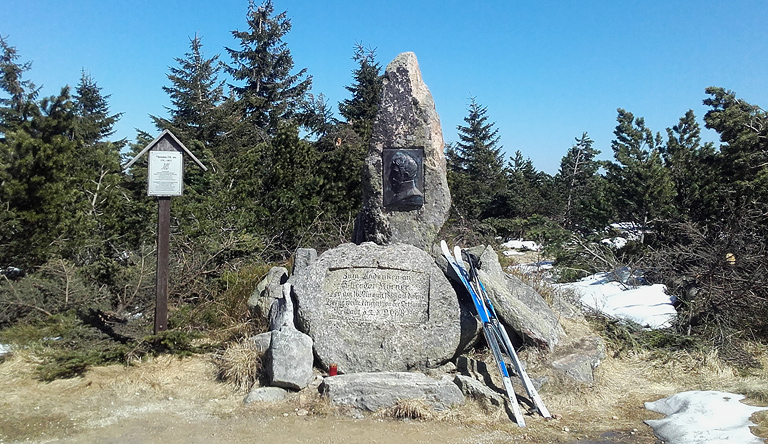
[123,129,207,171]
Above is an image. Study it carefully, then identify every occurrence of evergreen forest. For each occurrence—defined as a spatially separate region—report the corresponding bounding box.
[1,1,767,377]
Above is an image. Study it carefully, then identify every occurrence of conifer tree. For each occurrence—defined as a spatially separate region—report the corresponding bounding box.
[70,72,128,260]
[225,0,312,135]
[662,109,717,222]
[703,87,768,211]
[605,109,675,240]
[448,98,507,220]
[73,71,122,144]
[0,36,38,128]
[338,43,382,146]
[152,35,224,149]
[507,150,559,218]
[556,133,609,231]
[0,86,81,266]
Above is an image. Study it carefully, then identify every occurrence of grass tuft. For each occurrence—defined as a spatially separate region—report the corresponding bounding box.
[388,398,433,420]
[215,338,264,393]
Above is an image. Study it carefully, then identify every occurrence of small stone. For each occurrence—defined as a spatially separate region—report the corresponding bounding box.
[562,426,570,432]
[612,415,618,420]
[282,413,289,417]
[296,409,309,416]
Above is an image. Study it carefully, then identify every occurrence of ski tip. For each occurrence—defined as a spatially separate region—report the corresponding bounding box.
[440,240,451,257]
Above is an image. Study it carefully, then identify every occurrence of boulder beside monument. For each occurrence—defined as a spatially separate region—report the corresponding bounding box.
[353,52,451,250]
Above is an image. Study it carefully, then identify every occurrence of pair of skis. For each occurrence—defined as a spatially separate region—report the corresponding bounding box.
[441,240,550,427]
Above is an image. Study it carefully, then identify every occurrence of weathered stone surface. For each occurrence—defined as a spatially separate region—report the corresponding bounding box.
[476,246,564,351]
[551,335,606,383]
[249,332,272,354]
[290,242,461,373]
[269,327,314,390]
[248,267,288,318]
[320,372,464,412]
[268,283,295,330]
[243,387,289,404]
[292,248,317,276]
[453,375,504,407]
[353,52,451,250]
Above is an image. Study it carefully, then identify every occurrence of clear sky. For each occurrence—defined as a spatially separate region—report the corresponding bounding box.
[2,0,767,174]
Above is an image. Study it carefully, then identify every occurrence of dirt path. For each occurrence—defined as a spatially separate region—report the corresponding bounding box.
[0,352,674,443]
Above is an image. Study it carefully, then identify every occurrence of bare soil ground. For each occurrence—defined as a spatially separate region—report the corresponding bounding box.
[3,322,768,444]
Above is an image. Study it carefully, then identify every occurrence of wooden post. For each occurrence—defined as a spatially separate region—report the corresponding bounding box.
[123,130,207,335]
[154,197,171,333]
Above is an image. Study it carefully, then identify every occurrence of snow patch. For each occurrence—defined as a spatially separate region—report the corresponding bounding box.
[501,239,541,251]
[645,391,768,444]
[558,272,677,329]
[601,236,628,249]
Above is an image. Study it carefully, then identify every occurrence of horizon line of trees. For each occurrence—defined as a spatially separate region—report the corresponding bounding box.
[447,90,767,241]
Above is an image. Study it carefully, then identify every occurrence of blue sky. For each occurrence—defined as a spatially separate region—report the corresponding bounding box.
[2,0,767,174]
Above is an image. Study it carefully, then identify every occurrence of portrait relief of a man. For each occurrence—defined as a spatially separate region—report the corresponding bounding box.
[383,148,424,208]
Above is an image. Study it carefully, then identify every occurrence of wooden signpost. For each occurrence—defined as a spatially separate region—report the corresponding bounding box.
[123,130,207,334]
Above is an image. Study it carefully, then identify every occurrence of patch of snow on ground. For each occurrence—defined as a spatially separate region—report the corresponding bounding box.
[601,236,628,249]
[500,239,541,251]
[559,272,677,329]
[645,391,768,444]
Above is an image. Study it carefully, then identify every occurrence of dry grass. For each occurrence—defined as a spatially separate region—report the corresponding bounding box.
[3,318,768,443]
[214,338,264,393]
[387,398,434,420]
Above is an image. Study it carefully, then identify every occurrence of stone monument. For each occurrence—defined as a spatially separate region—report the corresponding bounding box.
[353,52,451,250]
[289,242,462,373]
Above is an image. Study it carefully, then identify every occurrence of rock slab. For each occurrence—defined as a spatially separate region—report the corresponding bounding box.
[243,387,289,404]
[320,372,464,411]
[550,335,606,383]
[353,52,451,250]
[268,327,314,390]
[290,242,461,373]
[453,375,504,407]
[248,266,288,318]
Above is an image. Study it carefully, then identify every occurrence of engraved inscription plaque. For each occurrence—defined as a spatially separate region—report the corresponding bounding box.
[322,267,429,324]
[383,148,424,208]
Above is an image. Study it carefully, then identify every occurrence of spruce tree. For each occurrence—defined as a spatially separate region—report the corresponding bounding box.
[70,72,127,261]
[449,98,507,220]
[0,36,38,128]
[605,109,675,240]
[338,43,382,147]
[507,150,559,219]
[73,71,122,144]
[152,35,224,149]
[225,0,312,135]
[0,87,81,266]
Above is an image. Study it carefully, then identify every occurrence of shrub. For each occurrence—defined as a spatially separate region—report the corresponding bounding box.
[0,259,110,328]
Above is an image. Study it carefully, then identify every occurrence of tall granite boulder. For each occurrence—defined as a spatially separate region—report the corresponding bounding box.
[353,52,451,250]
[289,242,461,373]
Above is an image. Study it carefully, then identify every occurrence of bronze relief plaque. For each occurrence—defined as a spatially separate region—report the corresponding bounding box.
[383,147,425,208]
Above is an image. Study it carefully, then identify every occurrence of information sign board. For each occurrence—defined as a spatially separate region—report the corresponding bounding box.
[148,151,183,196]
